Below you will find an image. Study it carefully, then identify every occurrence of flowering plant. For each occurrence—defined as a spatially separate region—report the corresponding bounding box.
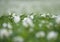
[0,13,60,42]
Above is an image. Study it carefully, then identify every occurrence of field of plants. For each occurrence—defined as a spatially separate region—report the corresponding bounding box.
[0,12,60,42]
[0,0,60,42]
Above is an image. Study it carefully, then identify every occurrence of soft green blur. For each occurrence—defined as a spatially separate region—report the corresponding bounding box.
[0,0,60,42]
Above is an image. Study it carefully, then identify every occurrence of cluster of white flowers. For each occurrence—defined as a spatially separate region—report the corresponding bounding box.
[0,12,59,41]
[35,31,45,38]
[0,29,12,38]
[47,31,58,40]
[13,36,24,42]
[1,22,13,39]
[22,17,34,27]
[12,13,20,23]
[2,23,12,29]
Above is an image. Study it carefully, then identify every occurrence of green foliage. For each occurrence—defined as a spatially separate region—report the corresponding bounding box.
[0,13,60,42]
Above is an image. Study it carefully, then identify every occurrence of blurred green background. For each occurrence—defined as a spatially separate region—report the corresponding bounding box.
[0,0,60,42]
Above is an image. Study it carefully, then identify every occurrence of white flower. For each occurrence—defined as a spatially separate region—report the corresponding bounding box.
[22,17,34,27]
[13,15,20,23]
[41,14,46,17]
[30,15,34,19]
[2,23,7,28]
[13,36,24,42]
[0,29,12,38]
[7,23,12,29]
[12,13,16,17]
[51,15,56,18]
[55,16,60,24]
[47,31,58,40]
[35,31,45,38]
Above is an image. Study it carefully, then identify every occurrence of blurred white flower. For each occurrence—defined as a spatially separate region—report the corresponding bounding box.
[13,15,20,23]
[12,13,16,17]
[0,29,12,38]
[2,23,12,29]
[41,14,46,17]
[35,31,45,38]
[30,15,34,19]
[8,23,12,29]
[55,16,60,24]
[22,17,34,27]
[47,31,58,40]
[13,36,24,42]
[2,23,7,28]
[51,15,56,18]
